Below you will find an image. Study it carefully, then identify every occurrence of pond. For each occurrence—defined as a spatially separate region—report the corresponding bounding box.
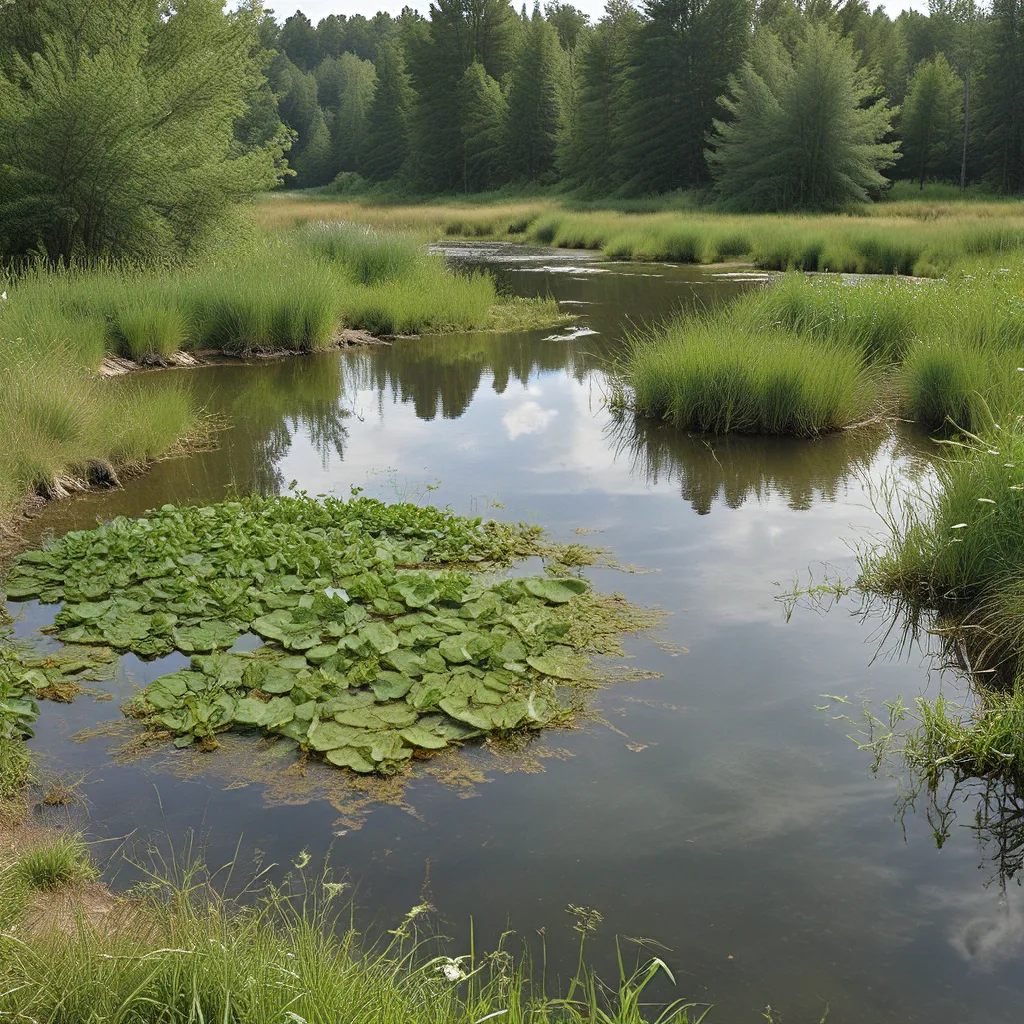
[7,243,1019,1023]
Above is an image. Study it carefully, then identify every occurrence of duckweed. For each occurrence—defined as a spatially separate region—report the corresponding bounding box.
[6,494,647,774]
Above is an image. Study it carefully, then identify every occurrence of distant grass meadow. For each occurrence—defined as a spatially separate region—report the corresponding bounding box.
[256,190,1024,278]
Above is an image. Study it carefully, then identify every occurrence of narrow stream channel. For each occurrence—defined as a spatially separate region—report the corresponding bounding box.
[7,243,1017,1023]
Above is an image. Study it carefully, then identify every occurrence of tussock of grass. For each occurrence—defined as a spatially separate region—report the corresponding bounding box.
[13,835,96,891]
[303,222,429,284]
[0,344,196,522]
[861,416,1024,607]
[626,321,872,437]
[0,739,34,804]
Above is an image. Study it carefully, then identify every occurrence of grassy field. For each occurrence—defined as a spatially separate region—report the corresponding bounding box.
[255,190,1024,278]
[0,224,566,528]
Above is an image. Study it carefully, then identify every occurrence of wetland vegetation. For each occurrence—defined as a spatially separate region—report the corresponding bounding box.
[7,493,650,771]
[10,0,1024,1019]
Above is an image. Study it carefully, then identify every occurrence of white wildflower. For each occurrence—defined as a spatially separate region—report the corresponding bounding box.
[440,962,465,982]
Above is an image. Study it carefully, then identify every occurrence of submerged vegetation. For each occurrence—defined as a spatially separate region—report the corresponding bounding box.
[6,494,649,773]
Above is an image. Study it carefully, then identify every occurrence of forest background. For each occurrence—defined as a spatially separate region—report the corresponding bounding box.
[249,0,1023,204]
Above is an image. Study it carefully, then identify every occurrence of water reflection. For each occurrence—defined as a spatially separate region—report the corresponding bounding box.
[609,411,910,514]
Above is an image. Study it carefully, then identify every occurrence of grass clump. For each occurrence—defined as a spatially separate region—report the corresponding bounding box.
[12,835,96,891]
[303,221,429,284]
[861,416,1024,606]
[0,344,197,522]
[626,321,872,436]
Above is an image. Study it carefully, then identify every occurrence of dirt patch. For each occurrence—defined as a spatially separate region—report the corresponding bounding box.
[97,330,389,379]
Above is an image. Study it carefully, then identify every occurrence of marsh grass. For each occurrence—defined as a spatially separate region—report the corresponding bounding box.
[0,738,34,803]
[0,226,567,524]
[12,835,96,891]
[859,415,1024,669]
[626,319,873,436]
[303,221,429,284]
[0,844,710,1024]
[0,343,197,522]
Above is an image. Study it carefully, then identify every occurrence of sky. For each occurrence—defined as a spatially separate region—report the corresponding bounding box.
[266,0,929,22]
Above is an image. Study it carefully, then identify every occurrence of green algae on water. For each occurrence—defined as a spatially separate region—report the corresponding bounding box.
[6,493,654,774]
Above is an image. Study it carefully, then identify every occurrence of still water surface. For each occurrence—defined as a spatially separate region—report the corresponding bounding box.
[9,244,1021,1022]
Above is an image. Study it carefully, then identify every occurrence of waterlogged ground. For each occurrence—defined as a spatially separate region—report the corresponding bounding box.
[6,245,1022,1023]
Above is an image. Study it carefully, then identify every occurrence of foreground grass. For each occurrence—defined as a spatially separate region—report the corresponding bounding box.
[0,832,708,1024]
[256,192,1024,278]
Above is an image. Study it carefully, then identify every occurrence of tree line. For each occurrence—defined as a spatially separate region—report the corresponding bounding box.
[255,0,1024,208]
[0,0,1020,266]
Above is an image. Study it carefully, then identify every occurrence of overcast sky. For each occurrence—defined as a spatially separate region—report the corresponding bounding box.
[265,0,929,24]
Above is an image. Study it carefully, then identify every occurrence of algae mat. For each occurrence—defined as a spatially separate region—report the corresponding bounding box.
[4,494,651,774]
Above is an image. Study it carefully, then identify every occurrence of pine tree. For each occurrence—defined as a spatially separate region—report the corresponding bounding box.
[273,55,321,185]
[977,0,1024,192]
[546,2,590,48]
[406,0,519,191]
[323,52,377,174]
[709,24,897,209]
[503,8,563,182]
[362,40,414,182]
[558,0,639,189]
[279,12,319,72]
[902,54,963,187]
[619,0,754,192]
[461,61,509,189]
[292,105,334,187]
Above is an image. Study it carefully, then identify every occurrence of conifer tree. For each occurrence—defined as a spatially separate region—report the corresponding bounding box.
[327,52,378,173]
[362,40,414,182]
[709,24,897,210]
[292,105,334,186]
[902,54,963,187]
[620,0,754,192]
[558,0,639,189]
[0,0,285,262]
[503,8,563,182]
[406,0,518,191]
[279,12,319,72]
[976,0,1024,192]
[461,62,509,189]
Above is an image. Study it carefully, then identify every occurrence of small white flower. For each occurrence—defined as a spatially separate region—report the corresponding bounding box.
[441,963,465,982]
[0,291,6,301]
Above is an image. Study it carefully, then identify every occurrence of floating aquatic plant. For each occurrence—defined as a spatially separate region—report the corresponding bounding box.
[6,493,649,774]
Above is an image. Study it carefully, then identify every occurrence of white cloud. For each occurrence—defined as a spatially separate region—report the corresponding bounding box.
[502,399,559,440]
